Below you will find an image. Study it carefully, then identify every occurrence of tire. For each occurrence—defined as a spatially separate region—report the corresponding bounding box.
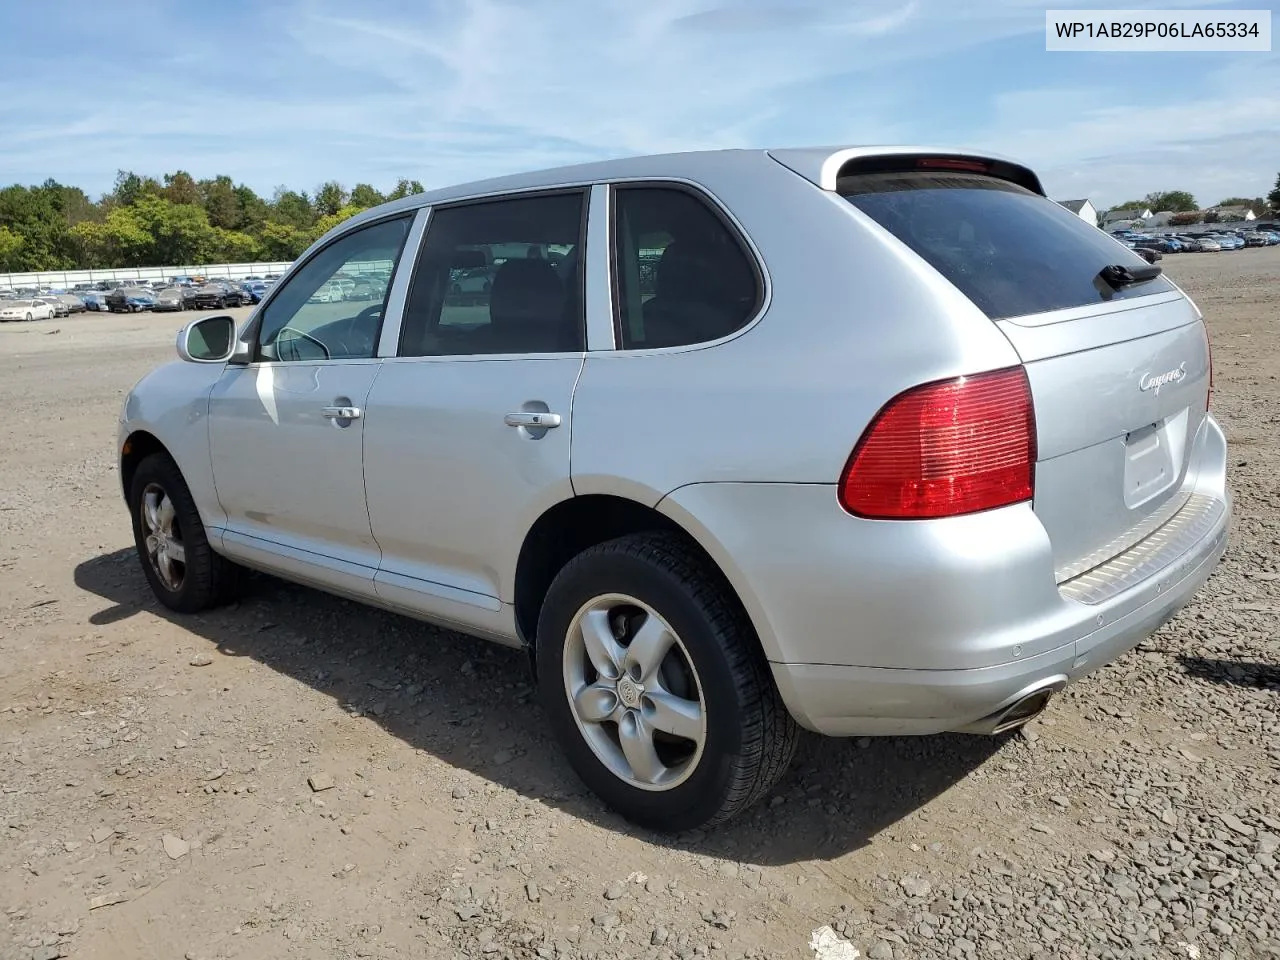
[129,452,241,614]
[25,312,32,322]
[536,532,798,832]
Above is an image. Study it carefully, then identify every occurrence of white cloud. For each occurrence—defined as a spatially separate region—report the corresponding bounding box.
[0,0,1273,209]
[976,58,1280,207]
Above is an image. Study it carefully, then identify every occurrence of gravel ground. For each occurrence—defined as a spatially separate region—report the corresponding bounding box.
[1,250,1277,960]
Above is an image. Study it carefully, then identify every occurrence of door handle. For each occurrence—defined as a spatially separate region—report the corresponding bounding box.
[322,405,362,420]
[504,411,562,429]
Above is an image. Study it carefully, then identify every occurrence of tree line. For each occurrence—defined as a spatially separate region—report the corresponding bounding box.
[0,170,427,272]
[1108,178,1280,221]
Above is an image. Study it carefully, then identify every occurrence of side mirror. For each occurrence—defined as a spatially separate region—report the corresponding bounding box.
[176,315,236,363]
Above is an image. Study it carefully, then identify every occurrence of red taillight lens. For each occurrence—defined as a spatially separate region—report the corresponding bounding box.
[839,367,1037,520]
[916,157,990,173]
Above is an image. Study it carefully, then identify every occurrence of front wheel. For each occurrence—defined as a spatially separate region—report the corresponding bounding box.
[25,312,33,322]
[129,452,241,613]
[537,533,798,832]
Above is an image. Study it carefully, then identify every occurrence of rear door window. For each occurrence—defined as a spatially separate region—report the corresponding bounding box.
[839,171,1174,321]
[612,186,761,349]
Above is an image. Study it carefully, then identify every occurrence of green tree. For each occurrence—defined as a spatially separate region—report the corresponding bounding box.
[257,221,311,260]
[1268,174,1280,212]
[162,171,202,207]
[1143,190,1197,213]
[110,170,161,207]
[0,182,75,270]
[54,184,98,226]
[350,183,384,208]
[271,188,315,230]
[234,184,269,232]
[309,203,367,242]
[0,225,24,270]
[212,228,261,262]
[200,175,240,230]
[315,181,349,217]
[386,178,425,201]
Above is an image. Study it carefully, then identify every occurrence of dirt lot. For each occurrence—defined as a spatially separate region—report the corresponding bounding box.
[1,252,1277,960]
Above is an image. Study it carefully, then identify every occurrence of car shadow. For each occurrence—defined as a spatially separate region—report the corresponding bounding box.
[74,548,1009,866]
[1177,654,1280,689]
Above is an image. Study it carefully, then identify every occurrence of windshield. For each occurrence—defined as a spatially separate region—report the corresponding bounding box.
[840,171,1174,321]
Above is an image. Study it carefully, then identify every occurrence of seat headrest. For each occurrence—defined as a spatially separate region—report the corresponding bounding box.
[488,258,564,329]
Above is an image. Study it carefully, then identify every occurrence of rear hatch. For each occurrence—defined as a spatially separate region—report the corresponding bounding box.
[831,155,1212,584]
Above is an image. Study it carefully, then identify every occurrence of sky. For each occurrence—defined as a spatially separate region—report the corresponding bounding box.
[1,0,1277,210]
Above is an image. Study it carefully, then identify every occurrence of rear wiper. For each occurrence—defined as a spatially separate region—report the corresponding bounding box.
[1098,263,1162,288]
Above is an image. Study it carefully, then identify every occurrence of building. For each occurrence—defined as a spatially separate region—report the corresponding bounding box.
[1207,206,1256,222]
[1056,199,1098,227]
[1103,206,1153,226]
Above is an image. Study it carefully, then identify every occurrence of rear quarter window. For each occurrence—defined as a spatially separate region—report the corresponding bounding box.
[839,172,1174,321]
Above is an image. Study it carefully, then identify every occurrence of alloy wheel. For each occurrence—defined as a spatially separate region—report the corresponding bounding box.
[139,482,187,591]
[562,594,707,791]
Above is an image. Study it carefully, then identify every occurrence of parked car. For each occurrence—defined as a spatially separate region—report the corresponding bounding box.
[37,296,70,318]
[152,287,186,312]
[0,298,58,321]
[1170,236,1203,252]
[82,292,108,311]
[1132,246,1162,263]
[1197,238,1222,252]
[56,294,87,314]
[184,283,242,310]
[344,276,384,301]
[1244,232,1270,247]
[306,278,347,303]
[106,287,157,313]
[116,146,1229,831]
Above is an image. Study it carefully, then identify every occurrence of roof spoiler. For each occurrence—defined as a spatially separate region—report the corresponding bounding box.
[767,146,1045,197]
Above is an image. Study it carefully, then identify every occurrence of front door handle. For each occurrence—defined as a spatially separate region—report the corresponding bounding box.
[504,411,562,429]
[322,405,362,420]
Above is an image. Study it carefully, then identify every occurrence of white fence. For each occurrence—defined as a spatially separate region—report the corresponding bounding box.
[0,261,295,290]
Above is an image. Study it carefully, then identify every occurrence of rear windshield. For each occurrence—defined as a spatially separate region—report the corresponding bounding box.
[839,172,1174,320]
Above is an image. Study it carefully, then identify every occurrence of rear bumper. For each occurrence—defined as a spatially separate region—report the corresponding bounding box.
[770,501,1227,735]
[658,414,1230,737]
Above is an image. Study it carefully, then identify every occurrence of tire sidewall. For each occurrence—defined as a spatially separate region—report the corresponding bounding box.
[537,544,749,831]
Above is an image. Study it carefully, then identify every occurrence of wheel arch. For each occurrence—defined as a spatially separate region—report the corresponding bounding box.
[513,492,776,672]
[119,430,170,503]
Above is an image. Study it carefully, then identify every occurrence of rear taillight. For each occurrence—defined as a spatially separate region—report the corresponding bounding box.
[915,157,990,174]
[839,367,1036,520]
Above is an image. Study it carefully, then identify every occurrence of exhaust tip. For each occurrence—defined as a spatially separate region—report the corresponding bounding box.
[952,679,1066,736]
[990,689,1056,735]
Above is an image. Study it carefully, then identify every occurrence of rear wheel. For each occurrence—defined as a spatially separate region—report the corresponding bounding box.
[129,453,241,613]
[537,533,798,831]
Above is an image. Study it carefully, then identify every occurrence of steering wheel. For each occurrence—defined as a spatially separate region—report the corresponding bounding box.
[336,304,385,356]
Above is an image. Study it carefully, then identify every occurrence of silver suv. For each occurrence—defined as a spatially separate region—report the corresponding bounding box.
[118,146,1230,831]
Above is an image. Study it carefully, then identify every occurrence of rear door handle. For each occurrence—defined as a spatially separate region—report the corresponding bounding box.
[322,405,362,420]
[504,411,561,429]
